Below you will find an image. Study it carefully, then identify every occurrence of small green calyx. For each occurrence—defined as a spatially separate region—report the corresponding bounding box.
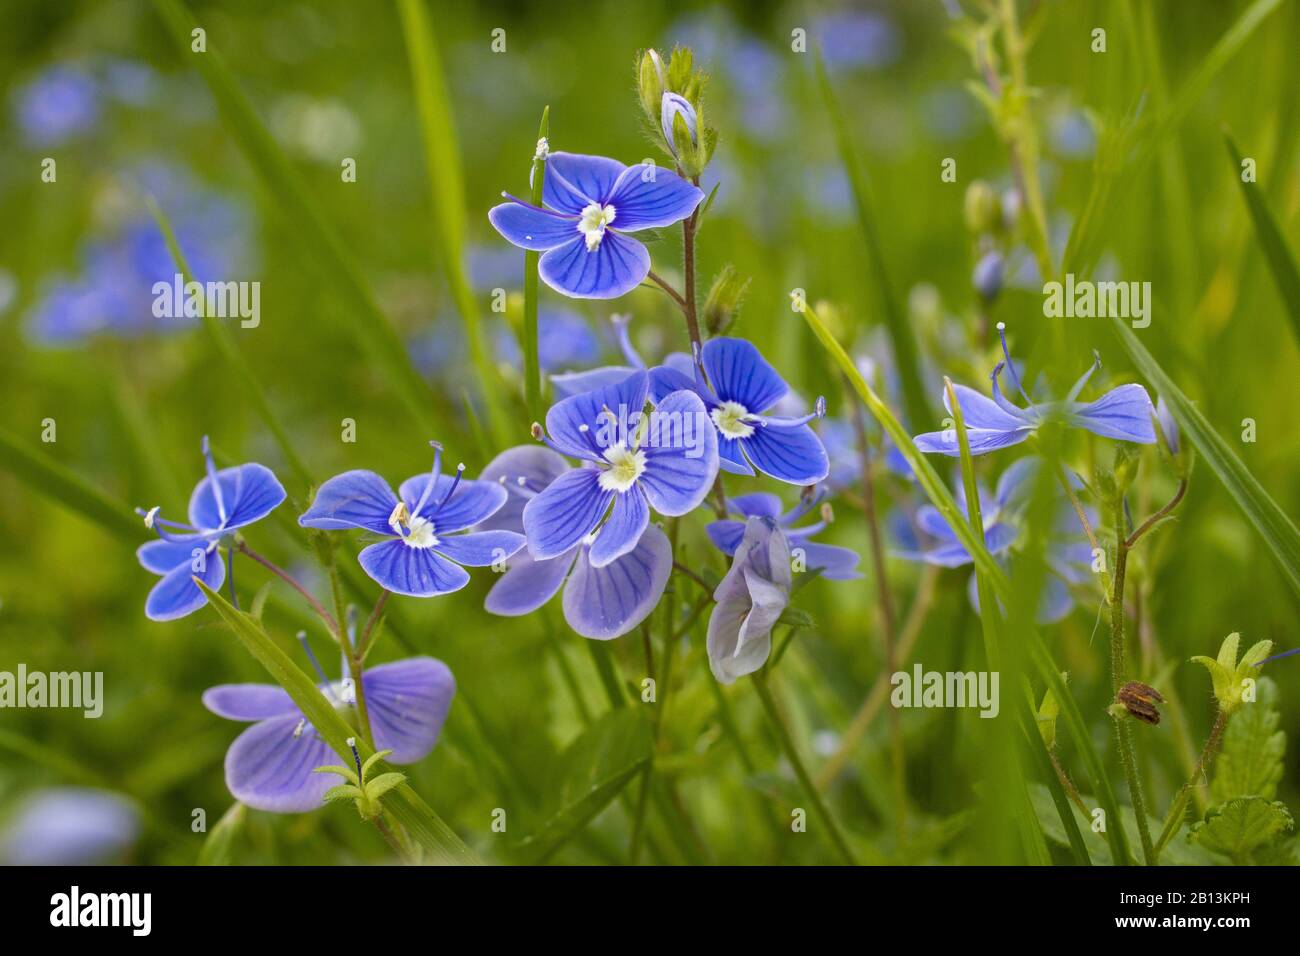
[1190,632,1273,715]
[314,746,406,821]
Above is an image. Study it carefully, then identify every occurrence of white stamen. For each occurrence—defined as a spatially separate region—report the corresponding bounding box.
[388,501,410,533]
[712,400,756,439]
[143,506,159,529]
[597,445,647,493]
[292,718,306,739]
[578,202,616,252]
[402,515,439,549]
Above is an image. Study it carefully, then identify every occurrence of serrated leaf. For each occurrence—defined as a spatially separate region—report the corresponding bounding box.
[513,708,652,863]
[1213,677,1285,802]
[366,772,407,801]
[1191,797,1294,859]
[323,784,365,804]
[197,802,245,866]
[776,606,815,629]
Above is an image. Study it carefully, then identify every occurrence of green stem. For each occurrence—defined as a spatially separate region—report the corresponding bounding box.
[522,106,550,422]
[681,197,703,353]
[628,764,652,865]
[1154,708,1228,859]
[752,673,858,865]
[239,543,339,637]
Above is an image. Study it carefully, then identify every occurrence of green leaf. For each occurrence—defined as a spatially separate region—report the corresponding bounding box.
[193,580,480,864]
[197,802,245,866]
[1191,796,1294,860]
[811,52,930,432]
[149,0,438,437]
[365,772,407,801]
[0,427,145,542]
[513,708,653,863]
[1108,316,1300,598]
[1213,677,1285,802]
[323,784,365,804]
[776,606,816,629]
[314,764,360,786]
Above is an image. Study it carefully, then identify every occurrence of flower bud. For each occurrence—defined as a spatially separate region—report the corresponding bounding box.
[964,180,1000,235]
[972,250,1004,302]
[1113,681,1164,725]
[637,49,665,120]
[703,264,750,336]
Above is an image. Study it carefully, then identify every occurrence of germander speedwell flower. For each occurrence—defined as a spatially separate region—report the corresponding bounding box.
[298,442,525,597]
[488,151,704,300]
[135,436,286,621]
[706,491,861,581]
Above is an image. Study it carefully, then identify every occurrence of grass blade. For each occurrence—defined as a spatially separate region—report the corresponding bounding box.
[522,106,550,423]
[195,580,480,864]
[1224,130,1300,348]
[149,0,438,437]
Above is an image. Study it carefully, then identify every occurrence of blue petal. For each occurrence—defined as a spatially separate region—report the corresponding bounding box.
[543,152,627,213]
[994,456,1040,513]
[298,470,398,535]
[717,435,755,475]
[792,541,862,580]
[603,164,705,231]
[399,474,508,532]
[223,713,341,813]
[943,383,1032,430]
[476,445,570,533]
[522,467,613,560]
[145,546,225,621]
[730,492,783,519]
[189,463,286,532]
[434,529,525,567]
[1036,576,1075,624]
[358,540,470,597]
[364,657,456,764]
[203,684,297,721]
[487,201,577,250]
[485,548,578,616]
[1067,383,1156,444]
[894,541,975,568]
[648,363,698,405]
[742,423,829,484]
[706,519,746,555]
[701,338,788,412]
[588,489,649,568]
[552,365,640,400]
[545,369,648,461]
[538,232,651,300]
[913,423,1035,456]
[137,536,206,574]
[639,389,719,515]
[562,525,672,639]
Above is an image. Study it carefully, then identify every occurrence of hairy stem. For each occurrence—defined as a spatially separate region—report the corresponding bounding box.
[1125,478,1188,549]
[239,543,339,637]
[1154,708,1228,859]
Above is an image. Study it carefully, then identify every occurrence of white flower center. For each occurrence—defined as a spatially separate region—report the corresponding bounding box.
[712,401,755,439]
[578,202,616,251]
[402,515,439,549]
[598,445,646,493]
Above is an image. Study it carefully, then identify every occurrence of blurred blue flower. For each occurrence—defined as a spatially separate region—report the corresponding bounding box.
[1050,109,1096,160]
[136,437,286,621]
[813,11,901,71]
[479,446,672,639]
[203,657,454,812]
[12,65,99,147]
[0,788,139,865]
[489,152,704,299]
[494,308,602,374]
[913,324,1156,455]
[707,491,861,580]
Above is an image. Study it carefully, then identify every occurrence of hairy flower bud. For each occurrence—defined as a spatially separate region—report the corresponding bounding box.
[703,264,750,336]
[964,180,1000,235]
[972,250,1004,303]
[1113,681,1164,725]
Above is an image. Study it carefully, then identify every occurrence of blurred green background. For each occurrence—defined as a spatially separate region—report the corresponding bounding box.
[1,0,1297,865]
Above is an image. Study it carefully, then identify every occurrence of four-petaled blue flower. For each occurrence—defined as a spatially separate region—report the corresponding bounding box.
[488,151,704,300]
[203,657,454,813]
[479,446,672,639]
[650,337,830,485]
[913,323,1156,456]
[298,443,525,597]
[136,436,286,622]
[706,491,861,580]
[707,515,792,684]
[523,370,718,567]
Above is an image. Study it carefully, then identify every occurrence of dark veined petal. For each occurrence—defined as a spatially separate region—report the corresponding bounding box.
[202,684,298,721]
[485,548,578,616]
[913,423,1035,456]
[434,529,525,567]
[298,470,399,535]
[357,539,470,597]
[476,445,570,533]
[522,467,613,560]
[603,163,705,231]
[717,435,755,475]
[189,463,286,532]
[144,546,224,621]
[705,518,746,556]
[1067,383,1157,444]
[701,338,789,412]
[729,492,784,519]
[137,536,208,574]
[223,713,342,814]
[741,422,830,485]
[562,525,672,640]
[639,389,719,515]
[545,369,649,461]
[588,488,649,568]
[543,152,627,213]
[551,365,640,401]
[538,231,651,300]
[648,363,699,405]
[487,201,578,251]
[943,383,1032,430]
[363,657,456,765]
[399,474,508,532]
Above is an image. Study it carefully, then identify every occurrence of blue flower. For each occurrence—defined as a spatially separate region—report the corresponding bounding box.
[204,656,454,813]
[493,308,602,373]
[707,516,791,684]
[523,370,718,566]
[12,65,100,147]
[706,492,861,580]
[549,313,648,398]
[649,337,829,485]
[0,788,139,865]
[660,92,698,155]
[479,446,672,639]
[913,323,1156,456]
[136,437,286,621]
[299,443,525,598]
[488,151,704,300]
